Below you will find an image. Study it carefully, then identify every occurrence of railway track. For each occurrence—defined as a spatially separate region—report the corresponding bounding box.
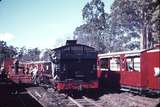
[68,96,102,107]
[27,86,103,107]
[27,86,160,107]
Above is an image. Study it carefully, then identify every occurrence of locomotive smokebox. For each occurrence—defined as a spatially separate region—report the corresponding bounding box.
[66,40,77,45]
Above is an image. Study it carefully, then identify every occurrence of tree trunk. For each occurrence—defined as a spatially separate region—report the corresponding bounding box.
[140,25,147,49]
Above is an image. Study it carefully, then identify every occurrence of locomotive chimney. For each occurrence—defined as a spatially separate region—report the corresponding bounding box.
[66,40,77,45]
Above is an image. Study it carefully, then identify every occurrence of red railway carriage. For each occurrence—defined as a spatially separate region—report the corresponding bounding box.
[140,46,160,93]
[21,61,52,84]
[2,58,52,84]
[3,58,13,75]
[6,60,33,84]
[0,58,14,80]
[22,61,52,75]
[98,44,160,94]
[0,58,30,84]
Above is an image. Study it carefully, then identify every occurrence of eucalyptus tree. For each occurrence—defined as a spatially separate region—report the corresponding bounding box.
[110,0,160,49]
[74,0,106,52]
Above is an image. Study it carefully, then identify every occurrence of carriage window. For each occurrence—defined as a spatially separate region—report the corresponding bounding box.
[100,58,108,71]
[127,58,134,71]
[110,58,120,71]
[134,57,140,72]
[46,65,49,70]
[127,57,140,72]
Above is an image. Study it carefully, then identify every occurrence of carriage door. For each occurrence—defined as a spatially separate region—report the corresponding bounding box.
[120,53,142,89]
[120,54,127,85]
[120,54,127,72]
[144,49,160,91]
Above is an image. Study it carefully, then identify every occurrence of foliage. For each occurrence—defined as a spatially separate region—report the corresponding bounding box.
[18,47,40,62]
[82,0,106,28]
[111,0,160,49]
[0,41,17,65]
[74,0,159,53]
[74,0,106,52]
[15,47,51,62]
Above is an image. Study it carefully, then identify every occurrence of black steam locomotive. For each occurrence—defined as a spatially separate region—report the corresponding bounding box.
[50,40,98,91]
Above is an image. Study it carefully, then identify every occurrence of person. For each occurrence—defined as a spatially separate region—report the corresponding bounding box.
[31,66,38,84]
[1,67,7,80]
[14,60,19,74]
[26,67,29,74]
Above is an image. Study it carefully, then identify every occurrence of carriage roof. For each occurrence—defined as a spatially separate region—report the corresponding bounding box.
[22,61,51,64]
[98,50,142,59]
[98,44,160,59]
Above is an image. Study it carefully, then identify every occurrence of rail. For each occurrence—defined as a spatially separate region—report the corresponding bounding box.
[68,96,84,107]
[68,96,102,107]
[83,96,103,107]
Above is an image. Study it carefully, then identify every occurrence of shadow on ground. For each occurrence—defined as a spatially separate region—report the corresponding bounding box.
[0,79,43,107]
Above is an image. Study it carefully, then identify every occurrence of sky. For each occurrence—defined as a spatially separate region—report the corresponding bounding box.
[0,0,114,49]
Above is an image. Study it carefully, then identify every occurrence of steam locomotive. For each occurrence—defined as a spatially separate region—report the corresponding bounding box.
[50,40,98,91]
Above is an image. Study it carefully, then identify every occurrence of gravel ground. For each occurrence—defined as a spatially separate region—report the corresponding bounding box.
[98,92,160,107]
[0,81,42,107]
[27,87,69,107]
[27,87,160,107]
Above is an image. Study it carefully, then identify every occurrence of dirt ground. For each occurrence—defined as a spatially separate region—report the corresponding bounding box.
[27,87,68,107]
[27,87,160,107]
[98,92,160,107]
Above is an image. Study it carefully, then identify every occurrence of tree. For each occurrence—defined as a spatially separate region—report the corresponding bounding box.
[39,49,51,61]
[17,47,41,62]
[151,0,160,44]
[16,46,27,61]
[74,0,159,53]
[0,41,17,67]
[82,0,106,29]
[74,0,106,52]
[26,48,41,61]
[110,0,160,49]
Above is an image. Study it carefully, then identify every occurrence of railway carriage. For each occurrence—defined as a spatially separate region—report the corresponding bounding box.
[1,58,52,84]
[50,40,98,91]
[7,59,32,84]
[22,61,52,84]
[98,44,160,94]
